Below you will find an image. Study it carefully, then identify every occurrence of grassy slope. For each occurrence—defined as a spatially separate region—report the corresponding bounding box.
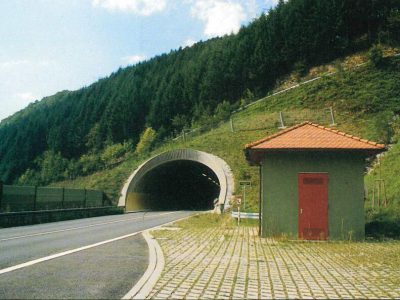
[53,51,400,212]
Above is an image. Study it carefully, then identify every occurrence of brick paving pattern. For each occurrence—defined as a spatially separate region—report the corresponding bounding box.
[148,226,400,299]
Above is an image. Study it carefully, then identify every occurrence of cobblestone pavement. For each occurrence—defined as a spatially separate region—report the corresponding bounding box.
[148,226,400,299]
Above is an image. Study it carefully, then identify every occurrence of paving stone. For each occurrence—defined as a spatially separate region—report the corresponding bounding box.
[146,226,400,300]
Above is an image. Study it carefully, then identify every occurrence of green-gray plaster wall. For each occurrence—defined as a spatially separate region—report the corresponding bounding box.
[261,152,366,240]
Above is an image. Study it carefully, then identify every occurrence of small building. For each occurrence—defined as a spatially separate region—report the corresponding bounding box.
[245,122,385,240]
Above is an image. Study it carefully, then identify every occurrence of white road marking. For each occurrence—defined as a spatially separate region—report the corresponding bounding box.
[0,212,175,242]
[0,211,184,276]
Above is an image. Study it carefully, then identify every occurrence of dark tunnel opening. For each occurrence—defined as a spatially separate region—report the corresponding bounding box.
[135,160,221,210]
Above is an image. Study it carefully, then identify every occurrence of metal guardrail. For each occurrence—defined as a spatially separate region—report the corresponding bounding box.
[0,206,123,228]
[0,184,107,213]
[231,211,259,219]
[0,206,116,217]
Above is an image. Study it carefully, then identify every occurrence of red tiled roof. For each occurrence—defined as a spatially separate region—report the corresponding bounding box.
[245,122,385,151]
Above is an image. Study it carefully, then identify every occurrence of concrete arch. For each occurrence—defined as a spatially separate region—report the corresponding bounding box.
[118,149,234,212]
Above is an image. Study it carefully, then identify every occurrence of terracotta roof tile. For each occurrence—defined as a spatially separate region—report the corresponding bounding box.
[245,121,385,151]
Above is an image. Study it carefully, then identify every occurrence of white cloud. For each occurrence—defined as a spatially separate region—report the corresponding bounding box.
[16,92,37,102]
[0,59,54,69]
[0,60,29,69]
[183,38,197,48]
[265,0,281,10]
[245,0,257,19]
[191,0,246,37]
[122,54,147,64]
[92,0,167,16]
[0,92,39,121]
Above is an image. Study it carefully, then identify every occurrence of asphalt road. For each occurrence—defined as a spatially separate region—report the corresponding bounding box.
[0,211,195,299]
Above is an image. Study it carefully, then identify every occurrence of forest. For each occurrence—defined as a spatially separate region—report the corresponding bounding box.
[0,0,399,185]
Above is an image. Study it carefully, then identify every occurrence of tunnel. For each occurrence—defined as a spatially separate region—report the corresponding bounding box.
[134,160,220,210]
[118,149,234,212]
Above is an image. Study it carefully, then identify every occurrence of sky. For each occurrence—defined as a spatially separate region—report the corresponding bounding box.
[0,0,278,121]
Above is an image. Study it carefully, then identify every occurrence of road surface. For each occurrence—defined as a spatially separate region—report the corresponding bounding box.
[0,211,195,299]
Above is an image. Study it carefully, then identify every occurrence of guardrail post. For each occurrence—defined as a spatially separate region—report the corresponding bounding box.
[0,180,3,212]
[33,186,37,211]
[329,107,336,126]
[84,189,87,208]
[182,130,186,142]
[61,187,65,209]
[278,112,286,129]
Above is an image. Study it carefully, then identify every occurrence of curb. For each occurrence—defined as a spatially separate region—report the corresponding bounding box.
[122,231,164,299]
[122,212,205,299]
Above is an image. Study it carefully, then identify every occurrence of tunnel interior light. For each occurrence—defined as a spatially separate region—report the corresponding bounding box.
[202,173,207,177]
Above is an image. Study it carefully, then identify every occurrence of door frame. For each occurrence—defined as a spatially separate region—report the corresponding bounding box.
[298,172,329,240]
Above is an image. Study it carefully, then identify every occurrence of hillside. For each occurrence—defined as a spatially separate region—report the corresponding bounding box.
[51,50,400,213]
[1,0,399,185]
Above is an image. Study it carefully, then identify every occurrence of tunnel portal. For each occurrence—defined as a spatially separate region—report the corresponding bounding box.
[119,149,234,212]
[135,160,220,210]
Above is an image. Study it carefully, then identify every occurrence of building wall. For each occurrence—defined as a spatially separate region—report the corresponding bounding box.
[261,152,365,240]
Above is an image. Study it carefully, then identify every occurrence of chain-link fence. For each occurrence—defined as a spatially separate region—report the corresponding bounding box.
[172,107,337,142]
[231,108,336,132]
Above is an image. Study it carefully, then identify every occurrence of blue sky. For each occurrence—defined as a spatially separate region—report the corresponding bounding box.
[0,0,278,121]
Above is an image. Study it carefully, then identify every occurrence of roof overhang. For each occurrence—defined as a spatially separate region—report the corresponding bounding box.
[245,147,386,166]
[244,122,386,165]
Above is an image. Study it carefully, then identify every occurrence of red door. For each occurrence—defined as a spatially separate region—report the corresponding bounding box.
[298,173,329,240]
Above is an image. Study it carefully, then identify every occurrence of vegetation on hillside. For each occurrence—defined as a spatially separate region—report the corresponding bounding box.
[48,53,400,213]
[1,0,399,185]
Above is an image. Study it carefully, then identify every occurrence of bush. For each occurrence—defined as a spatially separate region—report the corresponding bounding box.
[78,154,103,175]
[293,60,308,81]
[100,141,132,168]
[370,111,395,144]
[135,127,157,155]
[386,10,400,45]
[369,44,384,67]
[365,206,400,239]
[214,101,232,123]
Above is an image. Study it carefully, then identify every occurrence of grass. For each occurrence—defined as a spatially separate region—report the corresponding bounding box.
[53,49,400,220]
[365,142,400,206]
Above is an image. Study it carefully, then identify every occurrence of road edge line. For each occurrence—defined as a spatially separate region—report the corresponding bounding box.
[0,212,178,276]
[0,211,176,242]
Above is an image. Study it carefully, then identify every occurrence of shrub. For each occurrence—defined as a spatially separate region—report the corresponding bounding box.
[135,127,157,155]
[214,101,232,123]
[365,206,400,239]
[100,141,132,168]
[369,44,384,67]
